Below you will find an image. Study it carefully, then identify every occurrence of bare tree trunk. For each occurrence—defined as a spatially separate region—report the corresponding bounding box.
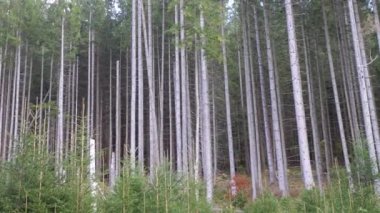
[194,46,200,184]
[20,44,28,137]
[317,60,331,184]
[39,47,45,148]
[372,0,380,53]
[263,0,288,195]
[116,60,121,178]
[322,4,353,188]
[284,0,315,189]
[174,4,182,173]
[302,25,323,190]
[0,48,4,154]
[221,0,235,179]
[255,3,274,184]
[141,0,159,174]
[47,57,53,152]
[137,0,145,172]
[57,17,65,176]
[212,82,217,180]
[130,0,137,170]
[200,8,213,203]
[347,0,380,195]
[242,7,259,199]
[168,43,173,166]
[179,0,188,175]
[3,71,12,160]
[158,0,166,163]
[108,53,114,187]
[354,0,380,169]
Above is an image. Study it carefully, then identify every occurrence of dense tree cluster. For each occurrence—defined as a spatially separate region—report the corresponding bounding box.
[1,0,380,204]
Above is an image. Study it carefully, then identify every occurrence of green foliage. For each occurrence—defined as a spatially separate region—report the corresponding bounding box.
[244,178,380,213]
[244,192,292,213]
[231,191,248,209]
[99,163,211,213]
[0,134,93,212]
[352,138,377,185]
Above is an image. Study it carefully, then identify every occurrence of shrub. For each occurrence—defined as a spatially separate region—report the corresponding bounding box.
[0,134,94,212]
[99,163,211,213]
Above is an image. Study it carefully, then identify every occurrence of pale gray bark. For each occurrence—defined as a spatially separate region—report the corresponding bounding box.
[263,0,288,194]
[168,43,173,165]
[116,60,121,178]
[348,0,380,195]
[3,67,12,160]
[137,0,144,171]
[108,53,114,187]
[353,0,380,170]
[242,9,259,199]
[284,0,315,189]
[221,1,235,179]
[47,57,53,151]
[158,0,165,163]
[57,18,65,175]
[302,25,323,190]
[174,4,182,173]
[317,61,331,184]
[322,5,353,187]
[39,47,45,147]
[200,9,213,202]
[212,82,217,180]
[256,3,275,184]
[141,0,159,174]
[87,12,93,171]
[373,0,380,53]
[194,46,200,183]
[0,48,4,153]
[110,152,116,188]
[20,45,28,137]
[130,0,137,170]
[180,0,188,174]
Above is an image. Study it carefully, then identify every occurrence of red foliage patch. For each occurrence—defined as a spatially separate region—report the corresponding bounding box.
[225,174,251,200]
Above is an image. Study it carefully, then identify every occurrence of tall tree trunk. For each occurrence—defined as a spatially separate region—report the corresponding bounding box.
[109,53,114,187]
[141,0,159,174]
[372,0,380,53]
[322,3,353,188]
[263,0,288,195]
[47,57,53,152]
[254,3,274,185]
[302,25,323,190]
[221,0,235,179]
[180,0,188,175]
[0,47,4,155]
[200,8,213,203]
[347,0,380,195]
[174,4,182,173]
[242,6,259,199]
[284,0,315,189]
[137,0,144,170]
[116,60,121,178]
[130,0,137,170]
[39,47,45,149]
[354,0,380,169]
[57,17,65,176]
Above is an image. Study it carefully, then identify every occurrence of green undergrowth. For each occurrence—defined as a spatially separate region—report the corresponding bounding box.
[244,174,380,213]
[98,163,211,213]
[0,135,93,212]
[0,135,211,212]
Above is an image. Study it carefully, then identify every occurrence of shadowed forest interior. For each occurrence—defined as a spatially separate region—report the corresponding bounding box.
[1,0,380,212]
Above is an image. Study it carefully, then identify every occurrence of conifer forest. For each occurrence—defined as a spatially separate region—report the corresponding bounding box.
[2,0,380,212]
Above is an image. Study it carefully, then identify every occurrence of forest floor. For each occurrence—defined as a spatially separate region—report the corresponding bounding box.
[212,167,311,211]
